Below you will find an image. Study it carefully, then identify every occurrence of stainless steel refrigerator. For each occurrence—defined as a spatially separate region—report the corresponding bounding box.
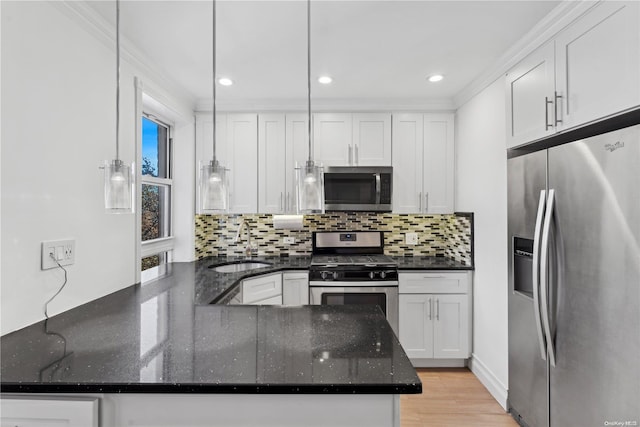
[507,118,640,427]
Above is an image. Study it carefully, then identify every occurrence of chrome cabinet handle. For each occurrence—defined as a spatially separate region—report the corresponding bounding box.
[532,190,548,361]
[554,92,563,126]
[348,145,353,165]
[419,192,422,212]
[436,299,440,321]
[423,275,446,279]
[545,97,554,130]
[541,189,557,367]
[280,192,284,212]
[425,193,429,213]
[355,145,359,165]
[428,298,432,321]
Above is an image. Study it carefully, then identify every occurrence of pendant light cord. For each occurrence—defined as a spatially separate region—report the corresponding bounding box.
[307,0,312,164]
[115,0,121,162]
[212,0,217,164]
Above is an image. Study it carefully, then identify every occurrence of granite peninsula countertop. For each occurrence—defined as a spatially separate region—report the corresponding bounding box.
[1,255,472,394]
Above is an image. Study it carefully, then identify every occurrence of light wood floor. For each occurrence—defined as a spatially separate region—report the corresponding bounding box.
[401,368,519,427]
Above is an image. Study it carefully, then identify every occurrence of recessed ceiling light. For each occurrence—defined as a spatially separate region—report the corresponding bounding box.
[218,78,233,86]
[318,76,333,84]
[427,74,444,83]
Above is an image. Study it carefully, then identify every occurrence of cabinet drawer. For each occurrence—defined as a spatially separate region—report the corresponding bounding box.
[242,273,282,304]
[399,271,470,294]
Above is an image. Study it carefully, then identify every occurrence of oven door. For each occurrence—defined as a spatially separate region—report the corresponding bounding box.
[309,283,399,335]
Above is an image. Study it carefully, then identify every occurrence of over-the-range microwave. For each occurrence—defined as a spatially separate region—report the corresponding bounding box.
[323,166,392,212]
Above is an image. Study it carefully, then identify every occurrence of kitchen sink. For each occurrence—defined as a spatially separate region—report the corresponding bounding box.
[211,261,272,273]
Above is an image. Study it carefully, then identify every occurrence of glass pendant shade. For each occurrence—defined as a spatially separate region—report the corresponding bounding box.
[200,160,229,212]
[103,159,133,213]
[295,160,324,214]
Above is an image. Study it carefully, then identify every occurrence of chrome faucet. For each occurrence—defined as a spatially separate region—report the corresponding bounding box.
[234,220,256,257]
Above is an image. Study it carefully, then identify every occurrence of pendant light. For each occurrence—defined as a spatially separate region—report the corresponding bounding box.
[199,0,229,213]
[102,0,133,213]
[295,0,324,214]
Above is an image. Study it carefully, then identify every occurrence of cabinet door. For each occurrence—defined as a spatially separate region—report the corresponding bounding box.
[433,294,470,359]
[1,397,99,427]
[282,272,309,305]
[285,114,309,213]
[423,114,454,214]
[258,114,286,213]
[313,113,352,166]
[392,113,423,213]
[242,273,282,304]
[227,114,258,213]
[555,1,640,130]
[352,113,391,166]
[399,294,434,359]
[506,42,555,148]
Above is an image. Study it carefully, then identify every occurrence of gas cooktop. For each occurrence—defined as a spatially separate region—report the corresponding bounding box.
[310,254,397,267]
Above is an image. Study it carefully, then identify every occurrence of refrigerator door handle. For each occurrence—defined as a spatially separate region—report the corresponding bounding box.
[532,189,548,360]
[541,189,557,367]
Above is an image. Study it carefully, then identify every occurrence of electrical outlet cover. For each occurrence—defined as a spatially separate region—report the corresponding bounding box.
[42,239,75,270]
[405,233,418,245]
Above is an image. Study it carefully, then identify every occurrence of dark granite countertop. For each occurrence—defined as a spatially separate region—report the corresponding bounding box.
[391,256,473,271]
[1,291,421,394]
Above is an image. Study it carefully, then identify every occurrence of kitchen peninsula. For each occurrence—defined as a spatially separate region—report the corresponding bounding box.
[1,258,422,427]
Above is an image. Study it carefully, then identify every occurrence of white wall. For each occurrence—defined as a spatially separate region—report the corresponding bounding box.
[455,77,509,408]
[1,1,194,335]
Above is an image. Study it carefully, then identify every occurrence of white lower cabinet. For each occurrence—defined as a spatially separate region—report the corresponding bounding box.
[0,396,99,427]
[398,271,471,366]
[242,273,282,305]
[282,272,309,306]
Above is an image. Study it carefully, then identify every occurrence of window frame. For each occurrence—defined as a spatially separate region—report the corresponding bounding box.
[140,112,174,281]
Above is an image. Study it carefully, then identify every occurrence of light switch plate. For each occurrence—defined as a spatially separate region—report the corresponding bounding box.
[405,233,418,245]
[283,237,295,245]
[42,239,75,270]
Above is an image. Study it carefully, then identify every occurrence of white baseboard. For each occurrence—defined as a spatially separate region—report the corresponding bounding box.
[468,354,508,411]
[410,358,467,368]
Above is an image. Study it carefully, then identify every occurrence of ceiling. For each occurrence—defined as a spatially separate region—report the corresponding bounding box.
[85,0,560,109]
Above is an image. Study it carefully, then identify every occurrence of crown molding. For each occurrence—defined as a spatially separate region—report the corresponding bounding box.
[453,0,599,109]
[50,1,196,112]
[196,97,456,113]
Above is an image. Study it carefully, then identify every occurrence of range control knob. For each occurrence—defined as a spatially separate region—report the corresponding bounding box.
[320,271,328,280]
[380,271,387,279]
[369,271,376,280]
[332,271,339,280]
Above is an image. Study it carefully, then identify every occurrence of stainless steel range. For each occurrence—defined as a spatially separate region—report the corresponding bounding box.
[309,231,399,334]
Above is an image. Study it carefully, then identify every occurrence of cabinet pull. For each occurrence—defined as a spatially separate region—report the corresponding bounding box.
[419,192,422,212]
[545,97,554,130]
[554,92,563,126]
[355,145,359,165]
[428,298,432,321]
[436,299,440,321]
[423,275,446,279]
[425,192,429,213]
[348,145,353,165]
[280,192,284,212]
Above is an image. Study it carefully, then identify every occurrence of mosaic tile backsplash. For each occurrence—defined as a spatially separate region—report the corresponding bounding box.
[195,212,473,265]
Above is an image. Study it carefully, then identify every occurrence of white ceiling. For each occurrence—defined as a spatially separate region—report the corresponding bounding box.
[85,0,560,109]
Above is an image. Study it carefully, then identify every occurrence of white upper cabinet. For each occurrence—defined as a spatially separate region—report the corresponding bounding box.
[285,114,310,213]
[196,113,258,214]
[506,1,640,148]
[506,43,555,148]
[352,113,392,166]
[313,113,392,166]
[258,114,287,214]
[313,113,352,166]
[423,114,455,214]
[392,113,455,214]
[392,113,423,213]
[226,114,258,213]
[555,1,640,130]
[258,113,309,213]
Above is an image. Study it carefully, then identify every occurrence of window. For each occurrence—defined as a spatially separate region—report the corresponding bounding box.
[141,114,173,281]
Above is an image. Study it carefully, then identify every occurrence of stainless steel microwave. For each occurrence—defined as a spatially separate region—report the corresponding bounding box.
[323,166,392,212]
